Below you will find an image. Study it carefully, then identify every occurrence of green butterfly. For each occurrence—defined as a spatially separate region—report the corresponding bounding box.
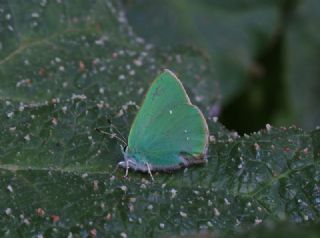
[119,69,209,179]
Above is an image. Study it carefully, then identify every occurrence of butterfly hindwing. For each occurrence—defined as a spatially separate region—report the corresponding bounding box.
[133,104,208,169]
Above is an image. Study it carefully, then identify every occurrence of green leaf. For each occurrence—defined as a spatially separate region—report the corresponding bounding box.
[1,100,320,237]
[226,221,320,238]
[0,0,213,109]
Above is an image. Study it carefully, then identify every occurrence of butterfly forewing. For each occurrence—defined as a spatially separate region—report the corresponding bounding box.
[128,70,190,149]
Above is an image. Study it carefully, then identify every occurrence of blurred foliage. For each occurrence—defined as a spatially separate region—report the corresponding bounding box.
[0,0,320,237]
[175,221,320,238]
[231,221,320,238]
[123,0,320,133]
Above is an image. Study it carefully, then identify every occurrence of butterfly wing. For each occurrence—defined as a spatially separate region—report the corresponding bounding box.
[126,69,209,170]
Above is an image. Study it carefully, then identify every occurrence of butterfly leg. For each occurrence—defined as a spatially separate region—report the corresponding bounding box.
[146,163,154,181]
[124,159,129,178]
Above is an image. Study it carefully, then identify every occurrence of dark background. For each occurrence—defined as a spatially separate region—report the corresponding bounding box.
[122,0,320,134]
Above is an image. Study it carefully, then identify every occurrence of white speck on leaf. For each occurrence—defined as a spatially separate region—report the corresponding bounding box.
[31,12,40,18]
[138,87,144,95]
[93,180,99,191]
[23,218,30,225]
[71,94,87,100]
[254,218,263,225]
[62,106,67,113]
[120,232,127,238]
[40,0,47,6]
[236,219,241,226]
[195,95,203,102]
[6,112,14,118]
[170,189,177,199]
[118,75,126,80]
[120,185,127,192]
[19,104,25,112]
[254,143,260,151]
[32,22,38,28]
[129,197,136,203]
[24,134,31,141]
[95,35,108,46]
[7,185,13,193]
[5,208,12,215]
[133,58,143,66]
[266,123,272,131]
[51,117,58,126]
[180,211,187,218]
[214,208,220,216]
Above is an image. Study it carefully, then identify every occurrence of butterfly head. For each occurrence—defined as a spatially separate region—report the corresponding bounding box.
[119,147,150,172]
[120,144,128,154]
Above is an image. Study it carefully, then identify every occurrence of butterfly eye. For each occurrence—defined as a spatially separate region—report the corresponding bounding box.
[123,145,128,152]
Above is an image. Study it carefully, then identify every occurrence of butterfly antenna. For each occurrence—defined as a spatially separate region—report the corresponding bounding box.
[110,124,127,143]
[146,163,154,181]
[95,128,127,146]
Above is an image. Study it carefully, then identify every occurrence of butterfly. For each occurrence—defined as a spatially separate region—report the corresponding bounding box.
[119,69,209,180]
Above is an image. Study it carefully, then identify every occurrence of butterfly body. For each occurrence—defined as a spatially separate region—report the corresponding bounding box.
[119,69,209,173]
